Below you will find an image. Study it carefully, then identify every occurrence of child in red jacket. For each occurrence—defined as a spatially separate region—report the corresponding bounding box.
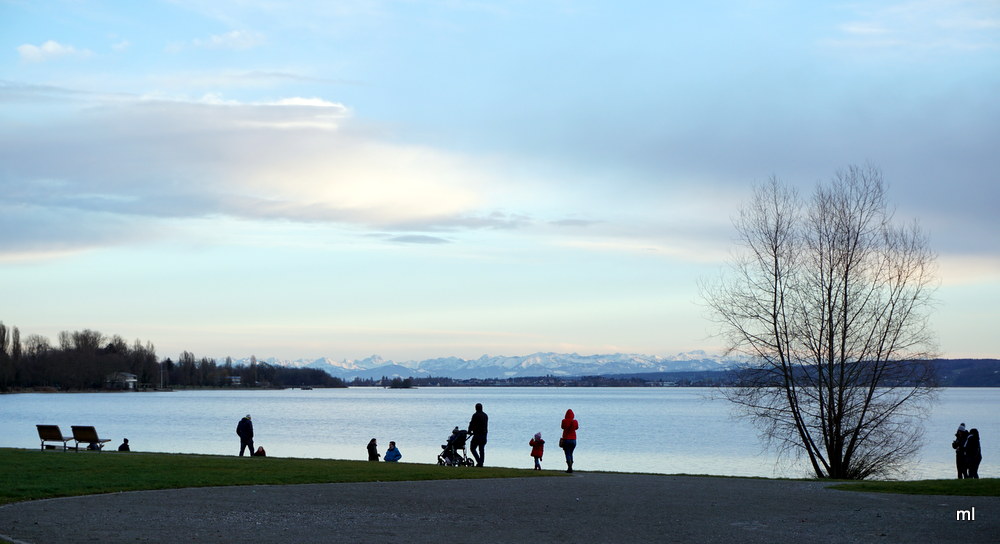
[529,432,545,470]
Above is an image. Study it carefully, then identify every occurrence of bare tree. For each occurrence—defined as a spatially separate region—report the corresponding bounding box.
[0,323,8,390]
[0,322,8,358]
[24,334,52,358]
[702,165,938,479]
[10,326,20,362]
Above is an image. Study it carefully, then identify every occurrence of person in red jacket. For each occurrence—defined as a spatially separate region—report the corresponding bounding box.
[529,432,545,470]
[560,409,578,473]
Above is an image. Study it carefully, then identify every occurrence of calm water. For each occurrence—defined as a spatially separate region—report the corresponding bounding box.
[1,387,993,479]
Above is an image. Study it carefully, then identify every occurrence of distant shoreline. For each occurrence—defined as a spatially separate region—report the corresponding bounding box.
[5,382,1000,396]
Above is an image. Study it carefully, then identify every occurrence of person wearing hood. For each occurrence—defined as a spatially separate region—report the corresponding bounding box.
[529,432,545,470]
[468,403,488,467]
[964,428,982,479]
[953,423,970,478]
[560,409,579,473]
[237,414,254,457]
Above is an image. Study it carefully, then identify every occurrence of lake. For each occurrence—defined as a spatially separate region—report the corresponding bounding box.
[1,387,993,479]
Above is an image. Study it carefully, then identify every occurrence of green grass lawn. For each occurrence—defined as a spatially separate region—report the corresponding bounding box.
[830,478,1000,497]
[0,448,558,505]
[2,448,996,505]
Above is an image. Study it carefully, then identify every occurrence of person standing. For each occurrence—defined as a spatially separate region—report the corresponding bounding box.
[965,428,982,479]
[468,403,489,467]
[367,438,380,461]
[953,422,970,478]
[237,414,254,457]
[529,432,545,470]
[117,438,130,452]
[560,409,579,473]
[384,441,402,462]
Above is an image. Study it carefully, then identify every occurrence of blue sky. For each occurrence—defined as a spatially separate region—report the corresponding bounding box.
[1,0,998,362]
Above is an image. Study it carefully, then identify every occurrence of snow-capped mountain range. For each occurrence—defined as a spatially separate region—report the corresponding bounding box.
[230,351,742,380]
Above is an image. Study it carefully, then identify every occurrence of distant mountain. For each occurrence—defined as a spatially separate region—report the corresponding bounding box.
[231,351,744,380]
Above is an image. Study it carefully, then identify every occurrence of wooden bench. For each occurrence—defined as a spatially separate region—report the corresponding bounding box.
[36,425,74,451]
[71,425,112,451]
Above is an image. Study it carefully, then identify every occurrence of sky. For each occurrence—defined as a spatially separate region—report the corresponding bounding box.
[1,0,998,363]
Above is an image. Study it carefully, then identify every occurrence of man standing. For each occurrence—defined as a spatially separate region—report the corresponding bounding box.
[237,414,254,457]
[468,403,488,467]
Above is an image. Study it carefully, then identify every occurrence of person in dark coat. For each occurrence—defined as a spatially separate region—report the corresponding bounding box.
[468,403,488,467]
[237,414,254,457]
[367,438,380,461]
[964,428,982,479]
[953,422,969,478]
[117,438,130,452]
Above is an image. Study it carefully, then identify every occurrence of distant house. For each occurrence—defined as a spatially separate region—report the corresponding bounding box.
[227,376,242,386]
[105,372,138,390]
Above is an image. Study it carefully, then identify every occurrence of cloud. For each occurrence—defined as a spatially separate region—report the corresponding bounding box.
[0,89,542,259]
[16,40,93,62]
[193,30,266,50]
[143,70,358,93]
[825,1,1000,50]
[839,22,890,35]
[0,202,150,261]
[550,218,601,228]
[558,232,730,264]
[386,235,451,244]
[938,255,1000,286]
[0,80,93,103]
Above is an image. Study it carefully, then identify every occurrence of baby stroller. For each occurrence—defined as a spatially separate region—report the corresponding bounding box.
[437,427,474,466]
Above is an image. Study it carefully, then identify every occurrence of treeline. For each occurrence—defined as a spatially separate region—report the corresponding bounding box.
[0,324,158,391]
[0,322,345,392]
[163,353,346,389]
[932,359,1000,386]
[349,376,416,388]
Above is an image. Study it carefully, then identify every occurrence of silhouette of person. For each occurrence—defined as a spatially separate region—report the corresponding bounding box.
[965,428,982,479]
[953,422,969,478]
[468,403,488,467]
[237,414,254,457]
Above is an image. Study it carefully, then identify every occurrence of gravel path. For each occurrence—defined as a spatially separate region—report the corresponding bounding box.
[0,473,996,543]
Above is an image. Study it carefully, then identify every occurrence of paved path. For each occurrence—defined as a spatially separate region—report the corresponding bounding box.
[0,474,996,543]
